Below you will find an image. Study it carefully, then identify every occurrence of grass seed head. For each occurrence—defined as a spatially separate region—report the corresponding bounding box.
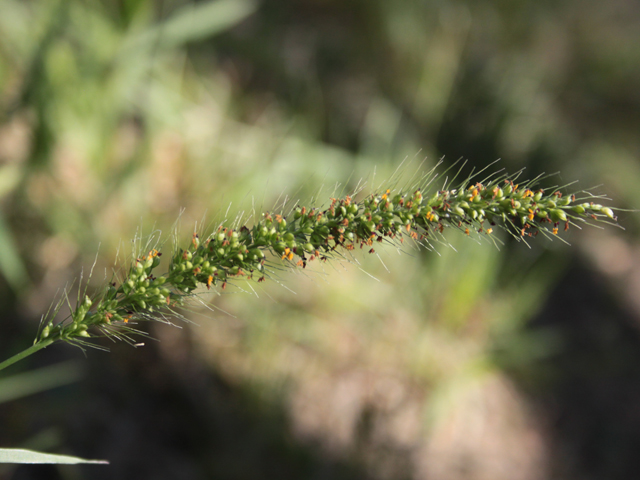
[35,165,621,348]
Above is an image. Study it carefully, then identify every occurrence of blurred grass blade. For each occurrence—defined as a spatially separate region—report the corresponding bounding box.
[0,361,85,404]
[0,449,107,465]
[128,0,258,51]
[0,213,28,291]
[0,165,21,199]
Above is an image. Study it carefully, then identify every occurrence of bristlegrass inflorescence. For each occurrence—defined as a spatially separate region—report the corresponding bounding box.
[0,165,621,370]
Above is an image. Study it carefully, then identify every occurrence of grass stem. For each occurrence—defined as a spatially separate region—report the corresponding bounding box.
[0,340,55,373]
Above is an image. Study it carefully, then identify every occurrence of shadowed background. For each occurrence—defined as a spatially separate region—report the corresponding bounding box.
[1,0,639,479]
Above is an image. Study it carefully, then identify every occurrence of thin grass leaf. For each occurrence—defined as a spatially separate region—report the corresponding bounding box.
[0,361,85,404]
[0,449,107,465]
[125,0,258,52]
[0,213,28,291]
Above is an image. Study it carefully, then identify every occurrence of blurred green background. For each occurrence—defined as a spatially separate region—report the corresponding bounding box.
[1,0,639,479]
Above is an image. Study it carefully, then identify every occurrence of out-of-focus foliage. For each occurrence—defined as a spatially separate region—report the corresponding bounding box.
[1,0,639,479]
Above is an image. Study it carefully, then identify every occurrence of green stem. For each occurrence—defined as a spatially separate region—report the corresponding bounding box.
[0,339,55,372]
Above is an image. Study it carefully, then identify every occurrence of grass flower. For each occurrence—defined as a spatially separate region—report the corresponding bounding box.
[0,165,621,371]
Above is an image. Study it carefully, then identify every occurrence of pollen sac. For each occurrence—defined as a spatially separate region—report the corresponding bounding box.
[364,221,375,233]
[602,207,616,220]
[549,209,567,222]
[72,309,86,324]
[249,248,264,260]
[77,325,90,337]
[83,295,92,309]
[572,205,586,214]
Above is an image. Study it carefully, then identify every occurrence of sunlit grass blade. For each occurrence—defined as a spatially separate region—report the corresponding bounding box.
[0,449,107,465]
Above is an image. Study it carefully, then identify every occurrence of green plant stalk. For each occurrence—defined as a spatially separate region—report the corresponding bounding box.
[0,340,54,372]
[0,169,621,368]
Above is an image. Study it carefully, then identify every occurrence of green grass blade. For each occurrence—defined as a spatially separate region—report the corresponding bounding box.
[128,0,258,51]
[0,213,28,291]
[0,449,107,465]
[0,360,85,404]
